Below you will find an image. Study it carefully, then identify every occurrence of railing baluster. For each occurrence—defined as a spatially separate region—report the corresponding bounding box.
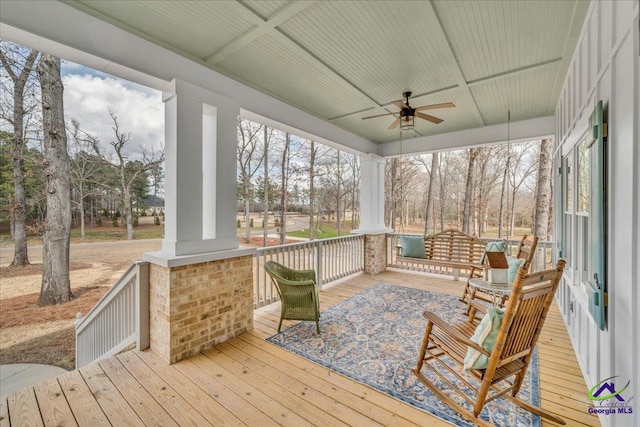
[253,235,364,303]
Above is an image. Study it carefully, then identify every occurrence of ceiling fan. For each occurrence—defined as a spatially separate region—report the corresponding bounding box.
[362,91,455,130]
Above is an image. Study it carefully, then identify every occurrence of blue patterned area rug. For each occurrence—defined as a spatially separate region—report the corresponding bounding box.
[267,283,540,427]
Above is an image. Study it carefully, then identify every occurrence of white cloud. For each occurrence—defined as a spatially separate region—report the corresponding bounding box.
[62,72,164,159]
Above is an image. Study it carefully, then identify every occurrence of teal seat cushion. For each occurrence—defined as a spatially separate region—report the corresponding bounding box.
[507,255,524,283]
[464,307,505,372]
[400,236,426,259]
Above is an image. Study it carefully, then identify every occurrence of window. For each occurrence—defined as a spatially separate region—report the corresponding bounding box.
[562,134,590,287]
[577,138,590,213]
[558,100,607,330]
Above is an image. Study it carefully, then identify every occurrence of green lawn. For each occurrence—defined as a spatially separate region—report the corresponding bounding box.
[288,222,354,239]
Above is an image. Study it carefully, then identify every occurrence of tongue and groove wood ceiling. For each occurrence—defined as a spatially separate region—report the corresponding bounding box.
[65,0,589,144]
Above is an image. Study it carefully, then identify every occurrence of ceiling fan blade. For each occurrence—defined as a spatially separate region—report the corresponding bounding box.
[415,112,443,124]
[362,111,399,120]
[392,100,408,110]
[388,117,401,130]
[415,102,456,111]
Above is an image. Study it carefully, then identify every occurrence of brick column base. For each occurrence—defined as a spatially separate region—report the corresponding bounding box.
[148,255,253,364]
[364,233,388,275]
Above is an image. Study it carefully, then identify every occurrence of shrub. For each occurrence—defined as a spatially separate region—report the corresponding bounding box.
[250,218,254,228]
[237,219,241,228]
[112,217,118,227]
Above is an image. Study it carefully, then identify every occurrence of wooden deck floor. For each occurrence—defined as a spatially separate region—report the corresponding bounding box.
[0,270,600,427]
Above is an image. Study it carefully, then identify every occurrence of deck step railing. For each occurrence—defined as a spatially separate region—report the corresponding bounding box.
[387,233,553,275]
[254,234,365,308]
[75,261,149,368]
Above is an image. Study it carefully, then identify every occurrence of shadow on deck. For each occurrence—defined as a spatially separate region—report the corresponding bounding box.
[0,270,600,426]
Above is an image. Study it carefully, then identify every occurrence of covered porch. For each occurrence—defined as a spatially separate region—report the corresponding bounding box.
[1,270,599,427]
[1,1,638,427]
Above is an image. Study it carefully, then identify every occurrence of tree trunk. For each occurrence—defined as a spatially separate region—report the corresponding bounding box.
[438,155,446,231]
[244,198,251,243]
[2,49,39,267]
[424,152,438,235]
[37,54,72,306]
[389,158,398,229]
[279,133,290,245]
[309,141,316,240]
[263,126,269,247]
[462,148,478,234]
[498,150,510,238]
[336,151,341,236]
[79,182,86,238]
[533,139,553,268]
[123,182,134,239]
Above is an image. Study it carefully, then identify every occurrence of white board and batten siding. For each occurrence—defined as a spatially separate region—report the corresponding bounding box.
[554,1,639,427]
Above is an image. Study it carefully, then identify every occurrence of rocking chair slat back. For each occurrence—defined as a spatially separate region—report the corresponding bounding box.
[413,259,567,426]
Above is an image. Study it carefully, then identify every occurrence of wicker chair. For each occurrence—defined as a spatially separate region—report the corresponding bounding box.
[264,261,320,334]
[413,260,566,426]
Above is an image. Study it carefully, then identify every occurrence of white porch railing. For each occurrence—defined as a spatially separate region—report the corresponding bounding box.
[386,233,554,275]
[253,234,365,308]
[75,261,149,368]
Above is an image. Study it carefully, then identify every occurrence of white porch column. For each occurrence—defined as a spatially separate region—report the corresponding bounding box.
[353,154,391,275]
[354,154,391,234]
[161,78,239,257]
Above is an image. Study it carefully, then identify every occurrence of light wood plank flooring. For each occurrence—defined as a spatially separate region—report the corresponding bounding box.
[0,270,600,426]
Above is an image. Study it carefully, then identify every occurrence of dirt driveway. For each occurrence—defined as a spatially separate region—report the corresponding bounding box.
[0,239,162,370]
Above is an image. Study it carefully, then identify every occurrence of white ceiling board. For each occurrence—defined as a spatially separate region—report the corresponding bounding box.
[241,0,292,20]
[217,33,373,119]
[72,0,255,60]
[7,0,589,154]
[470,64,559,125]
[278,1,460,105]
[434,0,579,82]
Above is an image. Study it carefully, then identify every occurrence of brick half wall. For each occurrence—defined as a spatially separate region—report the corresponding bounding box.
[364,233,388,275]
[149,255,254,364]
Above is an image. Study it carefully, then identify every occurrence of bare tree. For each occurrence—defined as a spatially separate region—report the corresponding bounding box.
[237,118,264,243]
[462,148,478,234]
[37,54,71,305]
[279,133,291,244]
[345,154,360,229]
[262,125,272,246]
[474,147,501,237]
[417,153,438,235]
[507,143,537,236]
[497,145,511,238]
[533,139,553,266]
[0,43,40,267]
[437,152,451,231]
[92,108,164,240]
[308,140,318,240]
[68,119,103,238]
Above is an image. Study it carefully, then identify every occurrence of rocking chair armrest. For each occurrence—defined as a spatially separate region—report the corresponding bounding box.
[467,299,488,316]
[422,311,489,355]
[468,263,484,277]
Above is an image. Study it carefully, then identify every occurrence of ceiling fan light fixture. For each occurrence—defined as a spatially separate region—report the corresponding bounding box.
[400,115,414,130]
